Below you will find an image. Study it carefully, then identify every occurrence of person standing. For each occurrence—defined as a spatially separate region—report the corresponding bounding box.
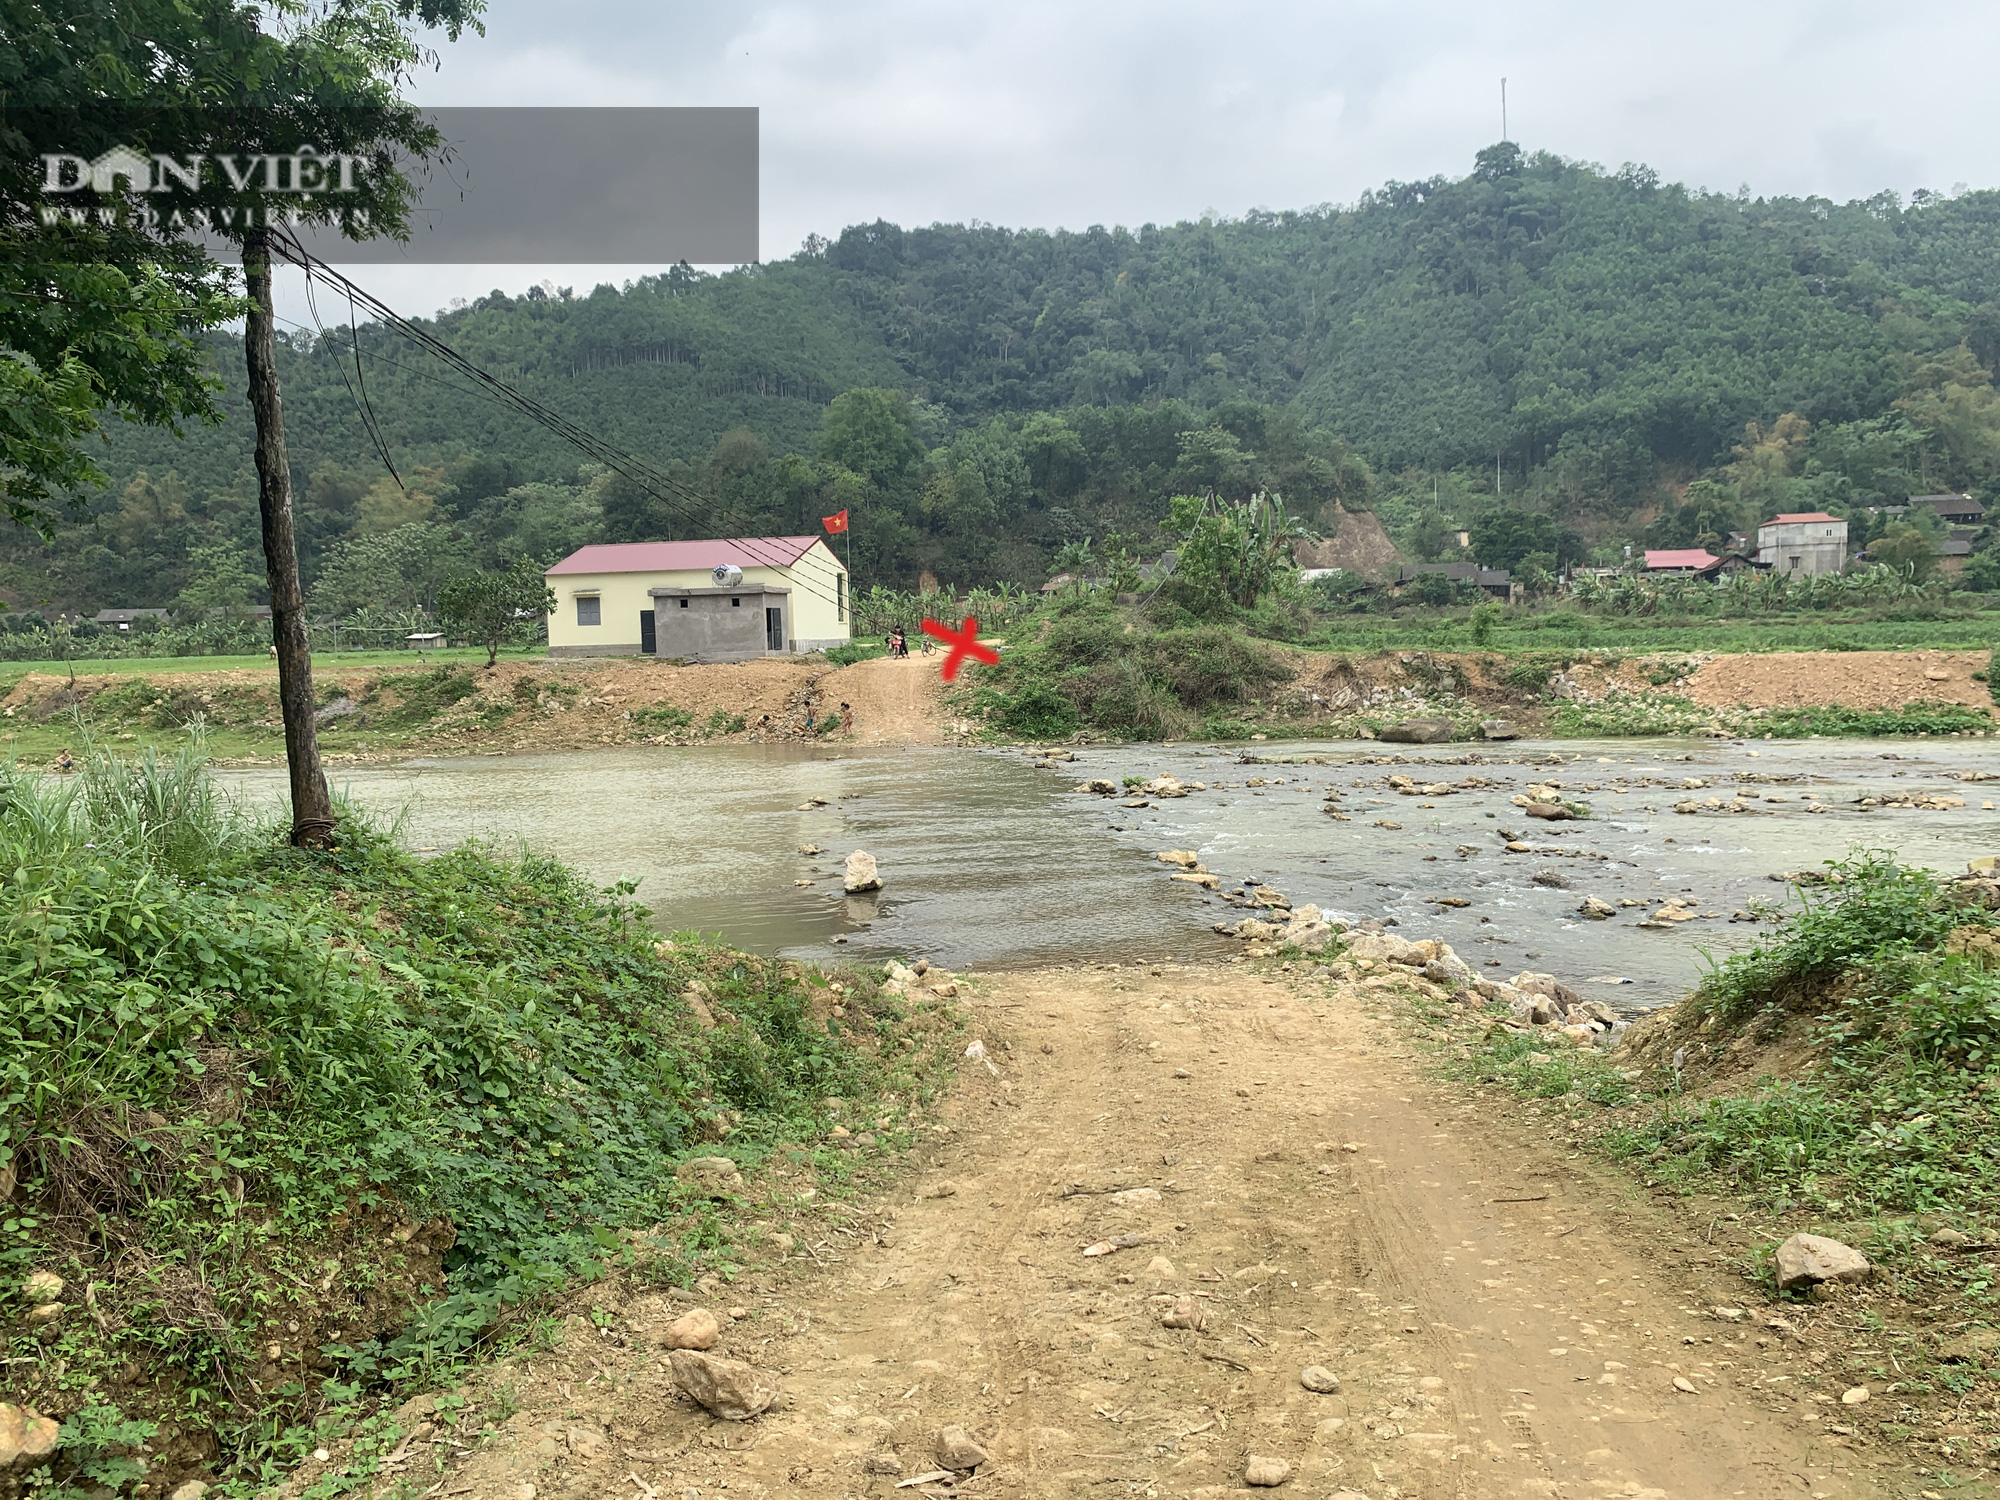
[840,701,853,737]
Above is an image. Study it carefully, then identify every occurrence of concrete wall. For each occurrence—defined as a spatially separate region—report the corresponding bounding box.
[649,585,789,662]
[1757,521,1848,577]
[545,544,851,657]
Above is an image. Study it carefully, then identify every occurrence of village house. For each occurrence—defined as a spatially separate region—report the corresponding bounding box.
[1641,548,1719,575]
[1907,493,1986,526]
[1755,512,1848,576]
[544,537,850,661]
[1393,563,1516,600]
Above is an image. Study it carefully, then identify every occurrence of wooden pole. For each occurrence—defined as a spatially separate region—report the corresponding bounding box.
[242,227,337,846]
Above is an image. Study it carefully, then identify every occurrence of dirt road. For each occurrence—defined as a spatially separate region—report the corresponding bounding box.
[826,655,951,746]
[412,964,1886,1500]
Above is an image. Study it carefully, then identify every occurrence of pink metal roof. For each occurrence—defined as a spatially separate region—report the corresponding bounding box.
[1762,512,1840,525]
[547,537,828,576]
[1644,548,1720,570]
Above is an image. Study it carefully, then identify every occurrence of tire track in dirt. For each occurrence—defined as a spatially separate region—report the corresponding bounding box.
[401,962,1889,1500]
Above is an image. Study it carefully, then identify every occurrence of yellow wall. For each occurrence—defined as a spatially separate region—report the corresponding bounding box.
[545,541,850,655]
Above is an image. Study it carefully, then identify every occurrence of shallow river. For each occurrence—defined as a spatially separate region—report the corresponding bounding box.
[221,734,2000,1010]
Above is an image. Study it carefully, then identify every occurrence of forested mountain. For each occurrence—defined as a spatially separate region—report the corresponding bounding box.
[15,141,2000,614]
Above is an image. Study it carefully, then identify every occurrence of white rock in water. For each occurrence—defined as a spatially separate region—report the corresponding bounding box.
[844,851,882,892]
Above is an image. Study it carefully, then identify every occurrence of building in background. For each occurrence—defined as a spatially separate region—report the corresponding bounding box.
[1642,548,1720,574]
[545,538,850,661]
[1755,513,1848,576]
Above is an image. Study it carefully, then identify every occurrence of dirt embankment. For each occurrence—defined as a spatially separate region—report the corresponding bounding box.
[288,960,1891,1500]
[3,647,1992,762]
[1684,649,1991,711]
[0,654,963,761]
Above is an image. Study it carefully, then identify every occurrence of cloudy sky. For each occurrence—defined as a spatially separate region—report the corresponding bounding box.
[282,0,2000,319]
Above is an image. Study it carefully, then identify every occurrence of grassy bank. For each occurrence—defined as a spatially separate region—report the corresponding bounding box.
[0,746,957,1495]
[1407,856,2000,1481]
[963,597,1995,743]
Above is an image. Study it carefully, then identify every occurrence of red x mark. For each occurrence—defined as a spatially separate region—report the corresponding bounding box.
[920,615,1000,682]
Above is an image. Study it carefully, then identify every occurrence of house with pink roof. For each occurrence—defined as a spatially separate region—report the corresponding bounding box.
[544,537,850,660]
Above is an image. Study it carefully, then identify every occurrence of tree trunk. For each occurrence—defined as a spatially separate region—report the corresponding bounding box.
[243,227,336,846]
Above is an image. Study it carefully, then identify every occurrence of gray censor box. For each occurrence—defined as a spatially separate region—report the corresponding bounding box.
[24,107,759,264]
[313,108,759,264]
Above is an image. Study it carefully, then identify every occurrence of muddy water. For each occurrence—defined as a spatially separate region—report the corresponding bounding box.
[222,735,2000,1006]
[221,745,1228,972]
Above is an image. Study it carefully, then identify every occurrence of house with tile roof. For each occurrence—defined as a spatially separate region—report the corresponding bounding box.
[1754,512,1848,577]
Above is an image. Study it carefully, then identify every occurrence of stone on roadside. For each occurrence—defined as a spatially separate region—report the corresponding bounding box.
[661,1307,721,1351]
[1299,1365,1341,1393]
[1154,1295,1207,1330]
[0,1405,59,1483]
[844,851,882,893]
[169,1483,208,1500]
[1245,1454,1292,1486]
[19,1272,62,1302]
[1938,1327,2000,1363]
[1144,1255,1177,1278]
[667,1350,783,1420]
[864,1454,902,1475]
[674,1156,743,1195]
[1773,1233,1871,1292]
[935,1425,990,1470]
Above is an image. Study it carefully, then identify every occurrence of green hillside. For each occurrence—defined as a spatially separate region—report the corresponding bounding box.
[13,142,2000,613]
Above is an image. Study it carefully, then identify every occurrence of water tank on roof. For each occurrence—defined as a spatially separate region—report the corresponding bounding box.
[712,564,743,587]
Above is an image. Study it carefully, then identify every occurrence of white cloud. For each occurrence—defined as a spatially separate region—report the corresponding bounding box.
[285,0,2000,318]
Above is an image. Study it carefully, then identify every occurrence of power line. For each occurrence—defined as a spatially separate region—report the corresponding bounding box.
[269,232,850,612]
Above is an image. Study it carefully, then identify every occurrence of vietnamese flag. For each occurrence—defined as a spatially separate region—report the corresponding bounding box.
[822,509,849,534]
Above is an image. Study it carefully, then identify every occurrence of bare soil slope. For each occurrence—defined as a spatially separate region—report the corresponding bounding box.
[1686,648,1990,712]
[395,964,1880,1500]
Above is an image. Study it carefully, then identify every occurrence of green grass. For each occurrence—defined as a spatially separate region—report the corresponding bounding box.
[1304,611,2000,655]
[0,646,540,686]
[0,742,957,1491]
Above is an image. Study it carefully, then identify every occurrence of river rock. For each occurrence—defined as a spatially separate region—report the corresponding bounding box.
[1077,779,1117,795]
[0,1405,59,1483]
[1422,948,1477,989]
[667,1350,782,1420]
[1345,932,1423,966]
[661,1307,721,1350]
[674,1156,743,1195]
[935,1425,990,1470]
[1244,1454,1292,1486]
[1378,718,1454,744]
[1511,973,1583,1011]
[1480,719,1519,740]
[1524,802,1574,821]
[1155,849,1201,868]
[1578,895,1616,919]
[844,851,882,893]
[1145,776,1189,798]
[1774,1234,1872,1292]
[1299,1365,1341,1393]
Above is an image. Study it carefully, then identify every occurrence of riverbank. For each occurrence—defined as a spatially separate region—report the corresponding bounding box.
[0,754,963,1495]
[2,647,1994,766]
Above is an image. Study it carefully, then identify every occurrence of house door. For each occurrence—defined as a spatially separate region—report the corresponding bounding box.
[639,610,656,654]
[765,607,784,652]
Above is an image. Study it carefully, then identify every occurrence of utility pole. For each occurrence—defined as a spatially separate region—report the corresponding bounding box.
[243,227,336,846]
[1502,77,1508,140]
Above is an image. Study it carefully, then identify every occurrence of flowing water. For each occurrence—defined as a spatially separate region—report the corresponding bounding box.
[221,734,2000,1009]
